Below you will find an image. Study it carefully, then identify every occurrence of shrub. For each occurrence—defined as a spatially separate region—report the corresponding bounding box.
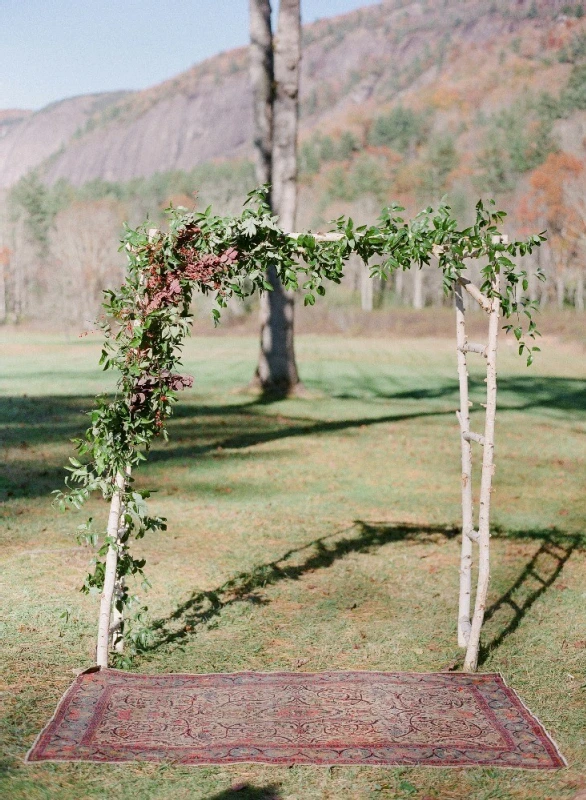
[562,63,586,110]
[368,106,428,152]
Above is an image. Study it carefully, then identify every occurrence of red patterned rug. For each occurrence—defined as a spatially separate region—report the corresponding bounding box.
[27,668,565,769]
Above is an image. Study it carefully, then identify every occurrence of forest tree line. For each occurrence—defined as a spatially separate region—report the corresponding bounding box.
[3,26,586,326]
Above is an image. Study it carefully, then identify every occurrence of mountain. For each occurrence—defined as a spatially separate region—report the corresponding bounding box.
[4,0,586,325]
[1,0,583,189]
[0,93,129,189]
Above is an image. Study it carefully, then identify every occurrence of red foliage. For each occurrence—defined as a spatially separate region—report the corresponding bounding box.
[130,370,194,416]
[181,246,238,284]
[141,243,239,314]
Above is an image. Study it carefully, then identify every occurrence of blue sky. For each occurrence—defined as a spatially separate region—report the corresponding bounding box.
[1,0,380,110]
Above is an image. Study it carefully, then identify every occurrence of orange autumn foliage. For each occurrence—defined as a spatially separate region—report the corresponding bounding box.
[528,152,582,233]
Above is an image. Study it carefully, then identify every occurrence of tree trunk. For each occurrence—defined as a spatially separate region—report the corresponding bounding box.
[272,0,301,232]
[556,273,565,309]
[455,284,473,648]
[96,470,128,667]
[361,264,374,311]
[251,0,302,396]
[249,0,273,192]
[413,267,424,309]
[575,272,584,311]
[463,277,500,673]
[395,269,404,304]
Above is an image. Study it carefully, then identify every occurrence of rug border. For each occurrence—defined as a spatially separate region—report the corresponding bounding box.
[24,667,567,770]
[25,665,100,764]
[501,679,568,769]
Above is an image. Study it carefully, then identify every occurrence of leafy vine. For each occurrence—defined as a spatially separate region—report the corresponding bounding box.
[54,189,544,658]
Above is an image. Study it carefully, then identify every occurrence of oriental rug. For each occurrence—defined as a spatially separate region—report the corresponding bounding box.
[26,668,565,769]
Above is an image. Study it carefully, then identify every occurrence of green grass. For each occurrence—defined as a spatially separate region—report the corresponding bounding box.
[1,331,585,800]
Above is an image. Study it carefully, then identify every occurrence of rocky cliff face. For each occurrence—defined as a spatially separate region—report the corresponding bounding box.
[0,93,129,188]
[0,0,577,189]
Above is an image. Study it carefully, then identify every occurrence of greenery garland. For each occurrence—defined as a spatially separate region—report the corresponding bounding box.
[54,188,544,660]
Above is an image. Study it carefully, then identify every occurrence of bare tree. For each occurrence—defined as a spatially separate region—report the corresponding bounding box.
[250,0,302,396]
[50,200,125,331]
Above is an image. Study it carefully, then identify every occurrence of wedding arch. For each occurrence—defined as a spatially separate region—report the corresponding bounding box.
[56,189,544,674]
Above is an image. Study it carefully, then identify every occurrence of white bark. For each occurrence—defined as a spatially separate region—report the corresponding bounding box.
[111,576,125,654]
[253,0,302,395]
[249,0,273,192]
[455,284,474,648]
[463,275,500,672]
[413,268,424,309]
[395,269,404,304]
[556,273,565,309]
[575,272,584,311]
[361,264,374,311]
[458,276,491,313]
[96,469,128,668]
[272,0,300,232]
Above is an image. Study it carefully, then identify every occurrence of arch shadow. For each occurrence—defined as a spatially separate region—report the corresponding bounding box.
[143,522,581,664]
[206,785,281,800]
[478,526,582,666]
[145,521,460,653]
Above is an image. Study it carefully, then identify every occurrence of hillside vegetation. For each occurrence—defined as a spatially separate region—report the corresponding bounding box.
[2,0,586,325]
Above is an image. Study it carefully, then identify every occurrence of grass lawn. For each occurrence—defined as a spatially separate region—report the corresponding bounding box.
[1,329,585,800]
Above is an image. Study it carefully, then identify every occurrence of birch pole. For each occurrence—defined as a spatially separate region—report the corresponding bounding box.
[96,469,129,667]
[463,275,500,672]
[455,283,474,648]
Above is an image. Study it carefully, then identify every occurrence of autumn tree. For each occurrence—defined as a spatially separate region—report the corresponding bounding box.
[519,152,582,308]
[249,0,302,396]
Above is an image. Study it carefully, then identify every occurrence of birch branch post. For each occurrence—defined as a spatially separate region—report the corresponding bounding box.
[453,267,503,671]
[96,467,131,667]
[462,274,500,672]
[455,282,474,649]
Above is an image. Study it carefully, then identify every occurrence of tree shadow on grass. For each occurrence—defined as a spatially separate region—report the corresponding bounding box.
[147,407,454,465]
[146,522,460,653]
[145,522,583,665]
[0,394,455,501]
[478,526,583,666]
[206,785,281,800]
[138,374,586,466]
[329,375,586,417]
[1,373,584,500]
